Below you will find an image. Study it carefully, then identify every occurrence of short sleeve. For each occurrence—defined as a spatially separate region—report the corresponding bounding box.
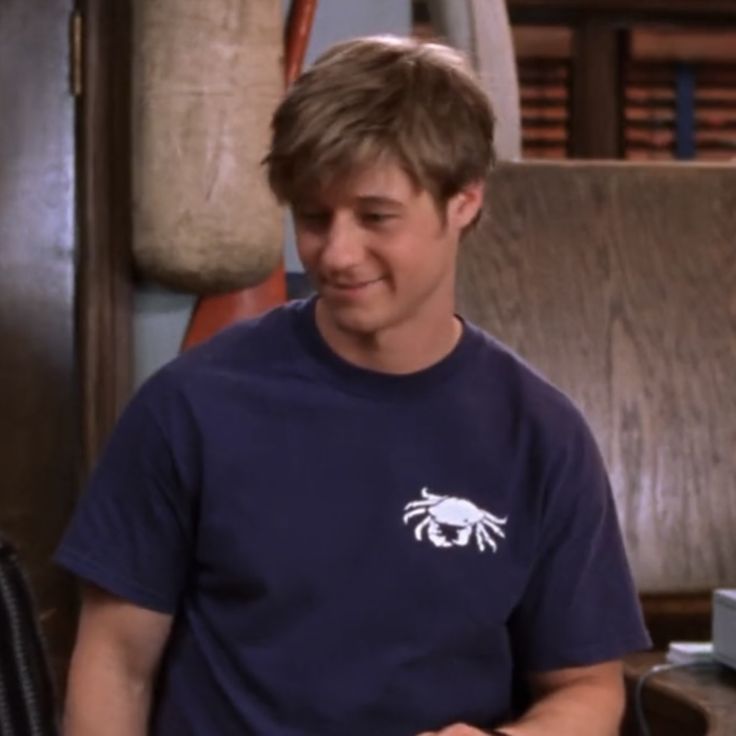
[509,414,651,671]
[55,375,198,614]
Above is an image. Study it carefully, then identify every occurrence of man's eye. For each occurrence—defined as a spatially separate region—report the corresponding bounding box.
[361,212,395,225]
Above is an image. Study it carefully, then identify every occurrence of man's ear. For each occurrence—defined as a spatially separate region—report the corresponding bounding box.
[448,179,486,230]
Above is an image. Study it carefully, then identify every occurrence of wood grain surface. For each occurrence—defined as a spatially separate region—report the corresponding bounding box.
[78,0,134,477]
[457,161,736,593]
[508,0,736,18]
[0,0,79,691]
[623,652,736,736]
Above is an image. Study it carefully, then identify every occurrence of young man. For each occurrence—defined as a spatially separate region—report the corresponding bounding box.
[57,36,649,735]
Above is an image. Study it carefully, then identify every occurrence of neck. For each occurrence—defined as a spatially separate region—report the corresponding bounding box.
[314,300,462,375]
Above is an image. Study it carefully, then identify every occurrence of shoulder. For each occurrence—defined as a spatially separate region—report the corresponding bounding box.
[115,300,308,442]
[140,299,304,392]
[461,321,607,502]
[170,300,304,376]
[464,320,589,439]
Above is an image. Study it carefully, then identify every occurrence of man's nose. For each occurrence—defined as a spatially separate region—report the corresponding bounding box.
[320,215,362,270]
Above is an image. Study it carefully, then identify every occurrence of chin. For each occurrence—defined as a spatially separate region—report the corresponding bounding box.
[324,303,387,336]
[332,312,383,337]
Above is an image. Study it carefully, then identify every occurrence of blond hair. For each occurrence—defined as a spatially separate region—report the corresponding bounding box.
[264,35,495,208]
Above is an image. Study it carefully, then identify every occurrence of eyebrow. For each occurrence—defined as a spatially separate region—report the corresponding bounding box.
[355,196,404,209]
[292,196,404,211]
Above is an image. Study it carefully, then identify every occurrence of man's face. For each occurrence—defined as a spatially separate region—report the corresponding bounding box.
[292,161,483,354]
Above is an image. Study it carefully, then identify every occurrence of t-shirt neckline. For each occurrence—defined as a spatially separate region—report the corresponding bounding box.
[289,296,480,398]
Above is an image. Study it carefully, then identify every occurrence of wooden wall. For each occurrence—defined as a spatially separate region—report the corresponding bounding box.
[0,0,79,688]
[458,161,736,594]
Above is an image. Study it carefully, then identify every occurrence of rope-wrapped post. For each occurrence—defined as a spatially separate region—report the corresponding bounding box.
[131,0,284,293]
[0,537,57,736]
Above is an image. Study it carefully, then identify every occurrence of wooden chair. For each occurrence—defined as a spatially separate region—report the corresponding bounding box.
[457,161,736,645]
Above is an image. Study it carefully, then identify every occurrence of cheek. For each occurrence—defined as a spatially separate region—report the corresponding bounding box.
[294,235,321,267]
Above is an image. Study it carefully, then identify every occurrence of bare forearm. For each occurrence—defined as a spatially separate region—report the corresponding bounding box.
[62,586,172,736]
[418,662,625,736]
[497,678,624,736]
[63,650,154,736]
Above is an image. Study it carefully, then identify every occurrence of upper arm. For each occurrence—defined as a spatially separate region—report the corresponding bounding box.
[70,584,174,683]
[508,412,649,671]
[506,661,626,735]
[529,660,624,700]
[55,376,199,616]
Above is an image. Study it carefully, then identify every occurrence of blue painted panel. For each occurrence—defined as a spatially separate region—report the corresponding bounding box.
[675,63,696,161]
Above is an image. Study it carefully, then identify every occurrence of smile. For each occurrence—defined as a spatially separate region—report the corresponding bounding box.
[324,277,384,293]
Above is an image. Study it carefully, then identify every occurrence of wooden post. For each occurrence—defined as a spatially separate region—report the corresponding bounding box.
[79,0,134,475]
[571,19,623,158]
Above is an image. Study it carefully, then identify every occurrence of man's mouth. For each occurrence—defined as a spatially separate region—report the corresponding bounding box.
[323,277,383,292]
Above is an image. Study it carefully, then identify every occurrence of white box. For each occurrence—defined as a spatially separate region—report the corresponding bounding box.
[712,589,736,670]
[666,641,713,664]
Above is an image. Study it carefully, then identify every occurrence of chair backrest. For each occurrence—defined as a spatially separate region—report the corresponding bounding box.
[0,535,57,736]
[457,161,736,594]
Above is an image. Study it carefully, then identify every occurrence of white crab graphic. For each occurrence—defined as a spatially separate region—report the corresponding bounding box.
[403,487,507,553]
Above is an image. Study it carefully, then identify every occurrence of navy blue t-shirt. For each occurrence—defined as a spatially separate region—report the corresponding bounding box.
[56,298,650,735]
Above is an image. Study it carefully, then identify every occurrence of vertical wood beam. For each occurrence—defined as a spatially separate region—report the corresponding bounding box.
[571,20,623,158]
[78,0,134,477]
